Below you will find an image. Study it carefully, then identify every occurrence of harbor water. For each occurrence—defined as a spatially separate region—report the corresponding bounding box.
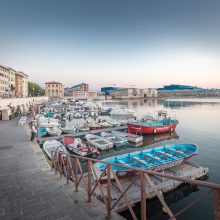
[95,98,220,220]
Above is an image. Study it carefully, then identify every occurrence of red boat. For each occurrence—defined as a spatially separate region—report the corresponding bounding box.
[128,111,178,134]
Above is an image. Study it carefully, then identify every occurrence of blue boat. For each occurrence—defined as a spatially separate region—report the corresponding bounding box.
[94,144,198,180]
[39,127,47,136]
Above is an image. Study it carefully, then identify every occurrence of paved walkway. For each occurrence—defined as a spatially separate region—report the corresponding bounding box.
[0,118,124,220]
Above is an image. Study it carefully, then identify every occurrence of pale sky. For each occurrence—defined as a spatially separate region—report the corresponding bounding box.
[0,0,220,90]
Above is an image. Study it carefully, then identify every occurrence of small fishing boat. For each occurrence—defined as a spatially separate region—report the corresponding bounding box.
[108,119,121,127]
[46,127,62,136]
[111,131,143,143]
[60,125,76,134]
[75,123,90,132]
[96,119,113,128]
[85,120,101,130]
[63,135,97,156]
[100,132,128,147]
[128,111,178,134]
[85,134,113,150]
[43,140,67,160]
[111,108,135,117]
[94,144,198,180]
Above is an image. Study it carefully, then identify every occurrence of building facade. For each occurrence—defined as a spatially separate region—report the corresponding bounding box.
[110,88,142,99]
[0,65,28,98]
[0,65,9,97]
[65,83,97,98]
[15,72,29,97]
[45,81,64,99]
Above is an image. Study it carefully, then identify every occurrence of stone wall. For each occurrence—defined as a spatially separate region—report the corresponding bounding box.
[0,96,49,120]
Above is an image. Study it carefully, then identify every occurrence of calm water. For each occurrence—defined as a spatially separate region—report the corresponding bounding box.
[95,98,220,220]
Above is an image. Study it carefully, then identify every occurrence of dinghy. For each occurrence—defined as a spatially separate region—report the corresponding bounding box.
[63,135,97,156]
[85,120,101,130]
[94,144,198,180]
[85,134,113,151]
[100,132,128,147]
[46,127,62,136]
[96,119,113,128]
[75,123,90,132]
[111,131,143,143]
[60,125,76,134]
[43,140,67,160]
[108,119,121,127]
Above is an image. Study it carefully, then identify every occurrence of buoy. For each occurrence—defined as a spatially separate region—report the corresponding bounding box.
[96,151,101,155]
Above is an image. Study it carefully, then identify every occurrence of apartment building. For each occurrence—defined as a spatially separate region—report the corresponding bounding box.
[45,81,64,99]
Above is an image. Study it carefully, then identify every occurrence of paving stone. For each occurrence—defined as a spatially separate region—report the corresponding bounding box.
[0,119,124,220]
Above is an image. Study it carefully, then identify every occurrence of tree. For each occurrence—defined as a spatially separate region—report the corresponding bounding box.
[28,82,45,97]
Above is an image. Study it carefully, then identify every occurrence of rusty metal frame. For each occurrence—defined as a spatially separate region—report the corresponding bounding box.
[51,151,220,220]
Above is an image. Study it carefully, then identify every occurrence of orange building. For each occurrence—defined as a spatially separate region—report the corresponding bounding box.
[45,81,64,99]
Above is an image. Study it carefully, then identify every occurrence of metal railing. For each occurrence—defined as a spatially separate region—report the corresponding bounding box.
[51,151,220,220]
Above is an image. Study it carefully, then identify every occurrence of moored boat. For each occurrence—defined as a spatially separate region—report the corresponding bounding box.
[108,119,121,127]
[43,140,67,160]
[85,134,113,150]
[128,111,178,134]
[85,120,101,130]
[46,127,62,136]
[100,132,128,147]
[111,131,143,143]
[75,123,90,132]
[94,144,198,180]
[60,125,76,134]
[63,135,97,156]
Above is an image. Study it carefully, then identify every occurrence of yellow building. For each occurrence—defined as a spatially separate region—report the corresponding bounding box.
[45,81,64,99]
[15,72,29,97]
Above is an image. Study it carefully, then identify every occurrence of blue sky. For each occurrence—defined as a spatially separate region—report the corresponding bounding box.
[0,0,220,89]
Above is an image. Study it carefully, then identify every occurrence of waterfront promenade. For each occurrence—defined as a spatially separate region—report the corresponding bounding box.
[0,119,124,220]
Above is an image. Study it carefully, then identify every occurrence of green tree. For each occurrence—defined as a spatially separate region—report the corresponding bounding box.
[28,82,45,97]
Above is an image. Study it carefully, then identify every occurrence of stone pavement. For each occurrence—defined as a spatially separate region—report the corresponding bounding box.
[0,118,124,220]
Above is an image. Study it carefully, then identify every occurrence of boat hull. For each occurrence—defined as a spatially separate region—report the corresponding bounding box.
[127,123,177,134]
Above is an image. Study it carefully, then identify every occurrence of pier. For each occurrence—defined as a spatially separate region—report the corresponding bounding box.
[0,119,123,220]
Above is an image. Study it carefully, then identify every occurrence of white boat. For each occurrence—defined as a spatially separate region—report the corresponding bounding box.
[111,131,143,143]
[110,108,135,117]
[46,127,62,136]
[63,135,97,156]
[59,125,76,134]
[85,134,113,150]
[43,140,67,160]
[100,132,128,147]
[108,119,121,127]
[75,123,90,132]
[96,119,113,128]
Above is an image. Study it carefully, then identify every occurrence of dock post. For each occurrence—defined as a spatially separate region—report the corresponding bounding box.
[87,159,92,202]
[141,172,146,220]
[74,157,78,192]
[214,190,220,220]
[107,164,112,219]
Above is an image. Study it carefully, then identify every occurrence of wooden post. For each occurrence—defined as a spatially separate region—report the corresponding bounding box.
[74,157,78,192]
[66,154,70,184]
[214,190,220,220]
[107,164,111,219]
[87,160,92,202]
[141,173,146,220]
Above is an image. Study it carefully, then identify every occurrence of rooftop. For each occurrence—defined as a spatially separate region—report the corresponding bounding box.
[45,81,63,85]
